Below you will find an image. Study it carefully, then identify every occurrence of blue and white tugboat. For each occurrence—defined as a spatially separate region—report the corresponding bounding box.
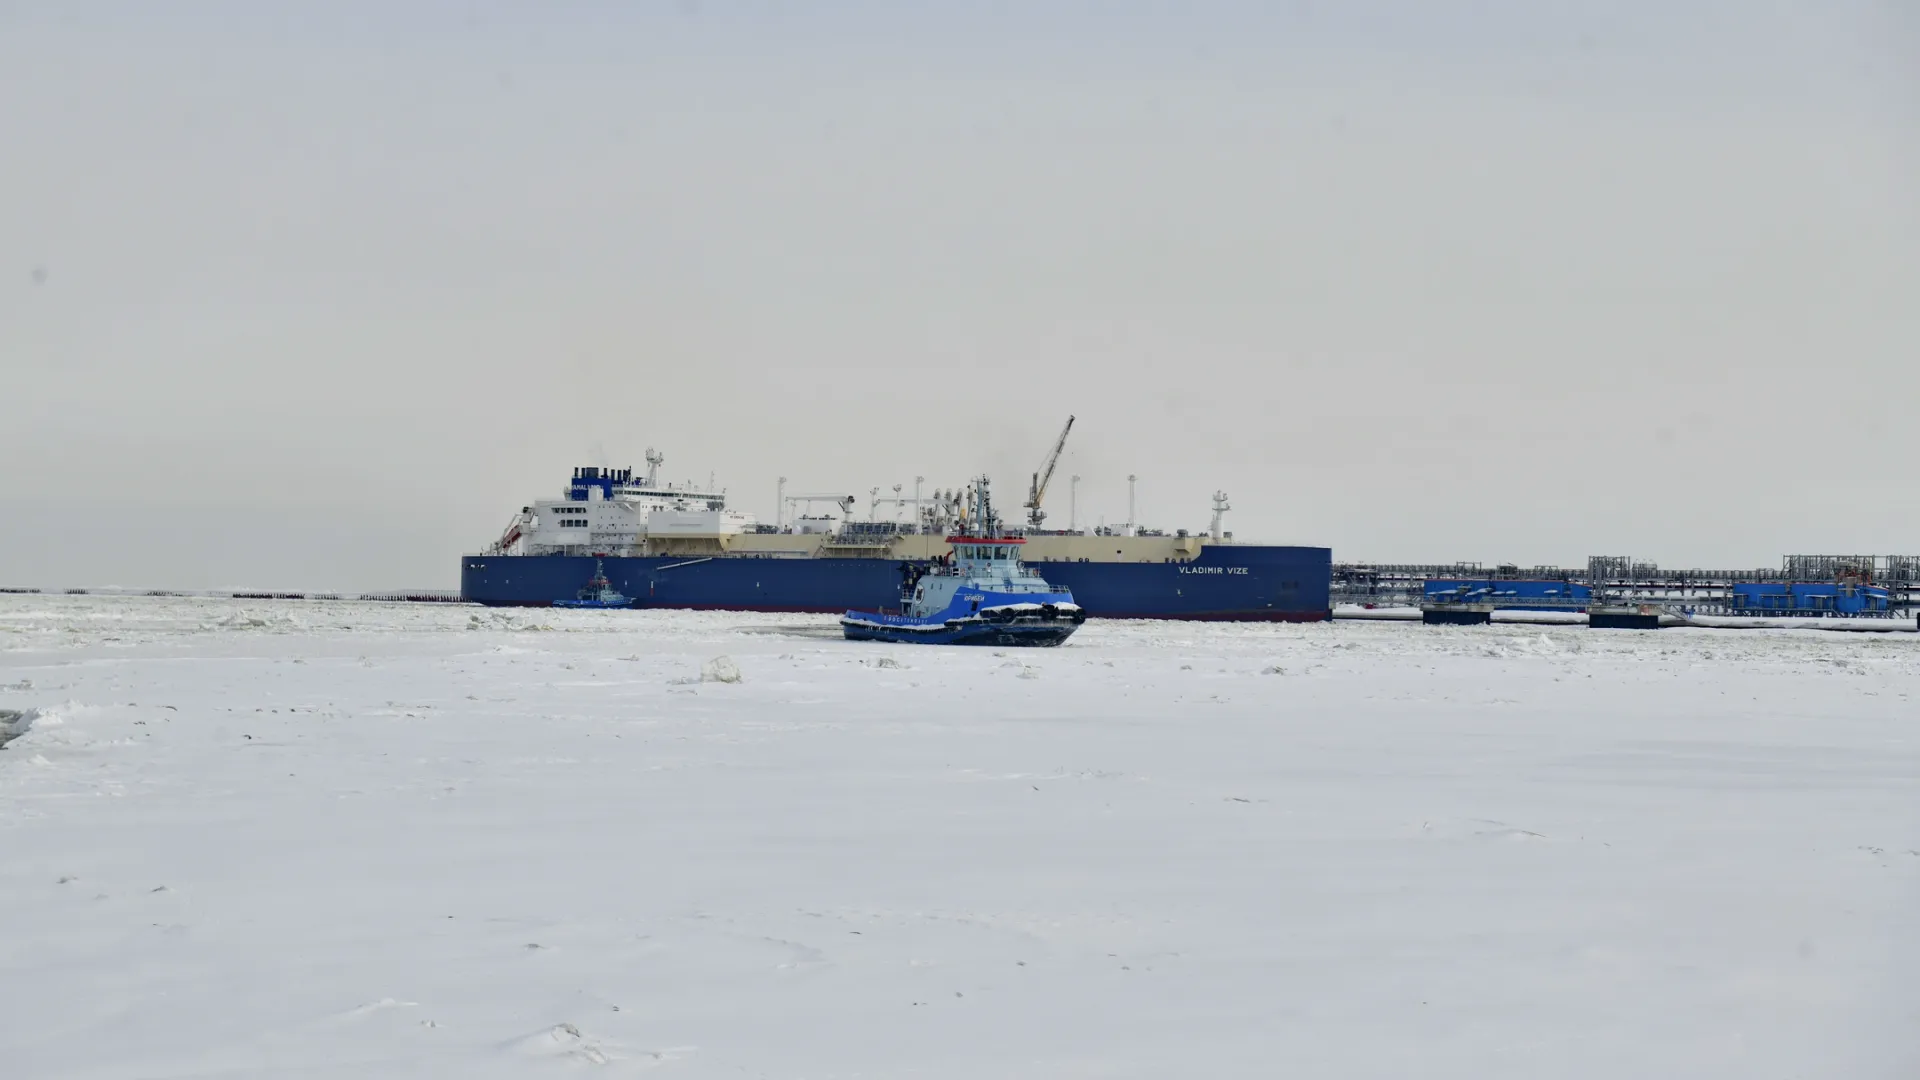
[553,557,631,609]
[841,477,1084,646]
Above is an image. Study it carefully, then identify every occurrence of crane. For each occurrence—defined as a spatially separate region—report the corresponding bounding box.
[1023,415,1075,530]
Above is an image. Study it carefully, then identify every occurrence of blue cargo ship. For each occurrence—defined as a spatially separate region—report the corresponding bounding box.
[460,448,1330,621]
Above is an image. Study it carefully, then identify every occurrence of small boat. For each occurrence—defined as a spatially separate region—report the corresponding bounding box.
[554,557,631,609]
[841,477,1084,647]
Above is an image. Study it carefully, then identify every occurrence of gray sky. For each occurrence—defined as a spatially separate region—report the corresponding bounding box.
[4,1,1915,590]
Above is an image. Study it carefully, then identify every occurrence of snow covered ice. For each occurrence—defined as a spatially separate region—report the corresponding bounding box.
[2,595,1916,1078]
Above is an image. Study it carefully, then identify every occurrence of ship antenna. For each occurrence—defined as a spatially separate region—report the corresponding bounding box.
[1211,490,1232,541]
[644,448,664,487]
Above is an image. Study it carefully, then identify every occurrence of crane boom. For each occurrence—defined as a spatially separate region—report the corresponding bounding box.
[1024,415,1075,529]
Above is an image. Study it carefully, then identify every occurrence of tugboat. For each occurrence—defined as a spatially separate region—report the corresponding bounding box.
[553,556,632,609]
[841,477,1084,646]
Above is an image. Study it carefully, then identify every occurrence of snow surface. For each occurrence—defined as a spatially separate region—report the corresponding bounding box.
[2,595,1917,1078]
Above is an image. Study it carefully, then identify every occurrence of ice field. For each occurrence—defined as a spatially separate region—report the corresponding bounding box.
[3,595,1916,1078]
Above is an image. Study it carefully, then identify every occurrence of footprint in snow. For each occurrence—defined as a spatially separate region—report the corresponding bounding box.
[339,998,418,1019]
[502,1023,696,1069]
[1476,826,1549,841]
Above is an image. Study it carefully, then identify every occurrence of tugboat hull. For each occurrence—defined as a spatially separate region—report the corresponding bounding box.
[840,613,1080,647]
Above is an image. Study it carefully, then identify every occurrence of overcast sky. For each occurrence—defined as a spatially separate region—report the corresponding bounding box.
[4,1,1915,589]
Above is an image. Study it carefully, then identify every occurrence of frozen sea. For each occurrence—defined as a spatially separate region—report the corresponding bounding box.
[2,595,1916,1078]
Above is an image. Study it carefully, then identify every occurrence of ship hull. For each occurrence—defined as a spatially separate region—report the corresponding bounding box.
[460,544,1332,621]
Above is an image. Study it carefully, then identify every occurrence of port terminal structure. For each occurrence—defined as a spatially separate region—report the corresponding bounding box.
[1333,555,1920,629]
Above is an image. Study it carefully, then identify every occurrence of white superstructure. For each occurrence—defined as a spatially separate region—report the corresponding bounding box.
[483,447,1240,564]
[489,454,757,557]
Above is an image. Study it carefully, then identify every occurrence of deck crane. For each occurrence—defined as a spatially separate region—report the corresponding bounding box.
[1023,415,1075,530]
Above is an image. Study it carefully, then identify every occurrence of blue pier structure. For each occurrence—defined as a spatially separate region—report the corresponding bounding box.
[1422,578,1592,612]
[1726,580,1892,617]
[1346,555,1920,624]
